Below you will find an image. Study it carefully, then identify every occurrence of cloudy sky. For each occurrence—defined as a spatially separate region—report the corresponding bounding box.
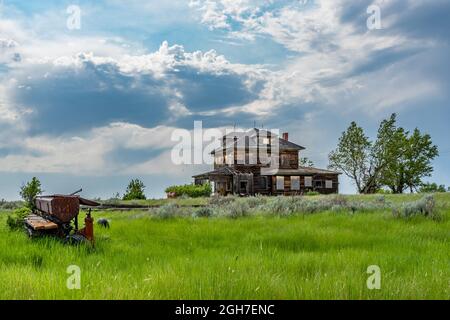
[0,0,449,199]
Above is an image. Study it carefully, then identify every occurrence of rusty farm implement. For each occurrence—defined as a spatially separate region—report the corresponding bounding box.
[24,189,100,245]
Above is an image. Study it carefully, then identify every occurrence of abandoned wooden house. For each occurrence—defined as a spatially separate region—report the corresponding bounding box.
[193,129,340,196]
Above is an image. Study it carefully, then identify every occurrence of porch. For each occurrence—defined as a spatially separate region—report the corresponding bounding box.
[193,167,254,196]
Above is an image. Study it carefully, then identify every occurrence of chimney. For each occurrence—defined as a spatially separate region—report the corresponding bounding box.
[282,132,289,141]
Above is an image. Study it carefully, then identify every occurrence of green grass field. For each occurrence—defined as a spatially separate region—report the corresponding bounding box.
[0,194,449,300]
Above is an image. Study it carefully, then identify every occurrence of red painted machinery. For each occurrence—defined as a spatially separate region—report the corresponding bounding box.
[25,189,100,244]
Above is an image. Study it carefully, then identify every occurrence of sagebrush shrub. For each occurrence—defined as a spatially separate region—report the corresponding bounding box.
[330,195,348,207]
[208,195,236,206]
[265,197,294,216]
[156,203,179,219]
[245,195,267,209]
[222,199,251,218]
[192,207,213,218]
[393,195,438,219]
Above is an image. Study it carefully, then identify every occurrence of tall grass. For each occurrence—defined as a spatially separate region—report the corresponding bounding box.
[0,194,448,300]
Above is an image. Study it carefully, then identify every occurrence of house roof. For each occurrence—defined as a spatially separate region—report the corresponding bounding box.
[193,166,254,179]
[211,128,305,154]
[261,166,341,176]
[194,166,341,179]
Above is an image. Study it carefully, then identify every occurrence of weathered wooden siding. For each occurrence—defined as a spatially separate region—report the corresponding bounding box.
[270,174,339,195]
[279,150,299,169]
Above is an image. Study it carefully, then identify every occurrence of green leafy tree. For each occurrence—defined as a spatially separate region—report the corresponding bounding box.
[328,121,372,194]
[374,114,408,193]
[299,157,315,168]
[381,128,439,193]
[19,177,43,209]
[419,183,446,193]
[329,114,438,194]
[123,179,147,200]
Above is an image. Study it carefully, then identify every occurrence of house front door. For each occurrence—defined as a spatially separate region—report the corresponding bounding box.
[216,181,227,196]
[240,181,248,194]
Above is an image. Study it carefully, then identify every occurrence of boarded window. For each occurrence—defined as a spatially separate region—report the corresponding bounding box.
[326,180,333,189]
[291,176,300,190]
[276,176,284,190]
[305,176,313,187]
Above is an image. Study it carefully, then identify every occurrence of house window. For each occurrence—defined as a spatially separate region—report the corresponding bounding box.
[326,180,333,189]
[260,176,268,189]
[276,176,284,190]
[305,176,313,187]
[315,180,324,188]
[291,176,300,190]
[280,154,290,167]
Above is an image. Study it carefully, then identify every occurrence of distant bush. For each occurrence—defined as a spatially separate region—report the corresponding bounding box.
[393,195,439,219]
[0,199,24,210]
[208,195,236,206]
[165,184,212,198]
[7,207,31,230]
[222,199,250,219]
[305,191,320,196]
[150,194,441,221]
[245,195,267,209]
[419,183,446,193]
[265,197,296,216]
[123,179,147,200]
[192,207,213,218]
[156,203,179,219]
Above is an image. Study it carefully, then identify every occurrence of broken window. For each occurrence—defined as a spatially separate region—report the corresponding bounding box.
[315,180,324,188]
